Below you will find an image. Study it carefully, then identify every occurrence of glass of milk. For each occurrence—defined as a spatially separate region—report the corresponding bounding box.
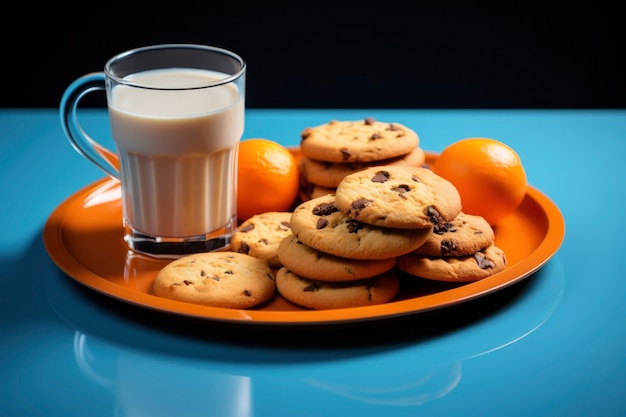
[60,44,246,258]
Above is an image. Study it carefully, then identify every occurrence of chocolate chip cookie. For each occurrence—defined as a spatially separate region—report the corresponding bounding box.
[289,194,432,260]
[276,267,400,310]
[413,212,495,257]
[334,165,462,229]
[300,118,419,163]
[299,146,426,189]
[397,244,507,282]
[153,252,276,309]
[277,233,397,282]
[230,211,293,268]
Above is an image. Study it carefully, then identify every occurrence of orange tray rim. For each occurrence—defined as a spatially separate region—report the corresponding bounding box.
[43,152,566,327]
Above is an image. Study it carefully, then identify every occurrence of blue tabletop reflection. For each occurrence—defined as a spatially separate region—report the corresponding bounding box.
[6,232,564,416]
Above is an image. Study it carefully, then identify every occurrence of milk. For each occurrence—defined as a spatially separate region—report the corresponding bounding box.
[108,68,244,238]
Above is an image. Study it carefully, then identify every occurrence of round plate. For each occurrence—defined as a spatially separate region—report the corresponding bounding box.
[43,151,565,326]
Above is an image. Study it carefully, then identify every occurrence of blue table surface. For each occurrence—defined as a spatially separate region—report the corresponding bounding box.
[1,108,625,416]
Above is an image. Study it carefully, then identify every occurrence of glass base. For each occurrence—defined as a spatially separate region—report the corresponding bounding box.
[124,217,236,259]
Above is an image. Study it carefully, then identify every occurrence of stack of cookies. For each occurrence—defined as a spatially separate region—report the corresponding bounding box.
[276,163,509,310]
[275,165,465,309]
[275,194,431,310]
[298,117,426,201]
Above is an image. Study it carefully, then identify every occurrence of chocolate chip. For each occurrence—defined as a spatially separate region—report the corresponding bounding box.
[304,283,320,292]
[433,222,456,235]
[391,184,410,194]
[441,239,457,256]
[183,280,193,285]
[370,133,382,140]
[316,218,329,229]
[371,170,390,183]
[242,289,252,297]
[259,238,268,245]
[346,220,364,233]
[351,198,372,211]
[387,123,401,131]
[301,129,311,140]
[224,270,234,275]
[239,241,250,254]
[427,206,444,224]
[240,224,255,233]
[364,117,375,125]
[474,252,496,269]
[340,148,352,160]
[278,221,290,231]
[312,202,339,216]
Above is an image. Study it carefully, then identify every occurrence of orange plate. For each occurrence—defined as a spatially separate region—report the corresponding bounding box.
[43,152,565,327]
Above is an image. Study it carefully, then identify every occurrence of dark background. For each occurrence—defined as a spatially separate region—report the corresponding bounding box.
[2,0,624,109]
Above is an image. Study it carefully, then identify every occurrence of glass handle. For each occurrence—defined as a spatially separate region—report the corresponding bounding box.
[59,72,120,179]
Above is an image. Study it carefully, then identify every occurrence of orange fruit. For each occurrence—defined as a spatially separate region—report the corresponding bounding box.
[236,138,300,221]
[432,138,527,226]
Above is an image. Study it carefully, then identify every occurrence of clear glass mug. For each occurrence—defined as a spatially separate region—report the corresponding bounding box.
[60,44,246,258]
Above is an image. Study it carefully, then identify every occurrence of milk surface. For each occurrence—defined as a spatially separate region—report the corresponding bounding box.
[108,68,244,238]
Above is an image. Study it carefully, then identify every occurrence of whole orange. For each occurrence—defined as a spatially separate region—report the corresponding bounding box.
[236,138,300,221]
[432,138,527,226]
